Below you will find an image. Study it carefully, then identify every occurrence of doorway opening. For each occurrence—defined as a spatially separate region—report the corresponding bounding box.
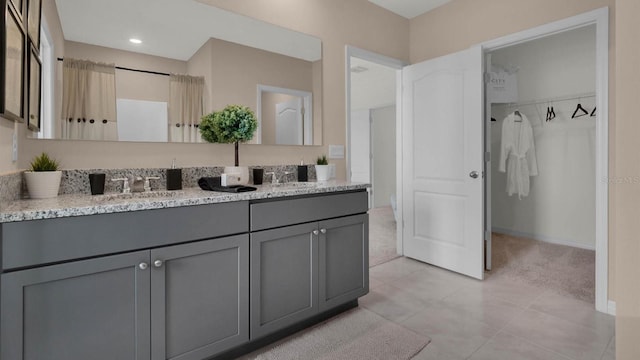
[346,46,405,267]
[486,25,598,304]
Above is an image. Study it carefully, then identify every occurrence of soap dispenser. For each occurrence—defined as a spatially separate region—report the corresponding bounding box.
[166,159,182,190]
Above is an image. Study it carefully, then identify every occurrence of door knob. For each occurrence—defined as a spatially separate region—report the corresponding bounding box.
[320,228,327,234]
[153,260,163,268]
[312,230,319,236]
[469,171,480,179]
[139,262,148,270]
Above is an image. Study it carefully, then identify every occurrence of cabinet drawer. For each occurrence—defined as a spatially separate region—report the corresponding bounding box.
[250,191,367,231]
[2,202,248,270]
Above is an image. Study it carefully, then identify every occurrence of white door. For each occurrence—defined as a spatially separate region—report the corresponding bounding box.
[275,98,302,145]
[402,46,484,279]
[350,109,372,207]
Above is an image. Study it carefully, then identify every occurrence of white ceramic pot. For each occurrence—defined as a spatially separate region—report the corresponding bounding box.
[223,166,249,185]
[24,171,62,199]
[315,164,330,182]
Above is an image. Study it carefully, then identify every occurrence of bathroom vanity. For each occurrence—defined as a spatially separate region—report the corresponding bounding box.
[0,182,369,360]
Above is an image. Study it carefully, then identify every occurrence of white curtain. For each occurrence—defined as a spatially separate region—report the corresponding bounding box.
[61,59,117,140]
[169,74,204,143]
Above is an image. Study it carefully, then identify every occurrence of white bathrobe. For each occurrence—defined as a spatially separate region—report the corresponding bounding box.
[499,112,538,199]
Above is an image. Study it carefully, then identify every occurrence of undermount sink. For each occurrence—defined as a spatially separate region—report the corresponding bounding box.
[92,190,181,202]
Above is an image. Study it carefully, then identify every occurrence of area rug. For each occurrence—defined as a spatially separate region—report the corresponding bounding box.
[248,307,430,360]
[490,232,596,303]
[369,206,400,267]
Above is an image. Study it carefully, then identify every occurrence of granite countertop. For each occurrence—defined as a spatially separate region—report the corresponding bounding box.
[0,181,369,223]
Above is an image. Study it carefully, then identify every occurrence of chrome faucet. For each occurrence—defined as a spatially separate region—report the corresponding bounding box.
[279,171,294,183]
[144,177,160,192]
[265,172,277,184]
[111,178,130,194]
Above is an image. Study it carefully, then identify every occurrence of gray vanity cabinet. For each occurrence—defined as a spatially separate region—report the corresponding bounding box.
[249,222,319,339]
[150,234,249,360]
[1,250,152,360]
[1,235,249,360]
[249,191,369,340]
[318,214,369,312]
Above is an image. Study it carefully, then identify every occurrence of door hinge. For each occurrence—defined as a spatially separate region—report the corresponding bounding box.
[483,72,491,84]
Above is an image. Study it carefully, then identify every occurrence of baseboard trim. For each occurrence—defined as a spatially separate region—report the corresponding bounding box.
[607,300,616,316]
[492,227,596,251]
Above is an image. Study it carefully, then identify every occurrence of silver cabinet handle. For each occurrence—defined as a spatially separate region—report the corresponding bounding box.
[153,260,163,268]
[139,262,148,270]
[469,171,479,179]
[312,230,319,236]
[320,228,327,234]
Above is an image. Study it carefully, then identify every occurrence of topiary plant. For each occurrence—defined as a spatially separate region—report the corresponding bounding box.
[29,152,60,171]
[200,105,258,166]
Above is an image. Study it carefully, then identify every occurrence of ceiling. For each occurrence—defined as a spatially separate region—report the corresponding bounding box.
[54,0,322,62]
[368,0,451,19]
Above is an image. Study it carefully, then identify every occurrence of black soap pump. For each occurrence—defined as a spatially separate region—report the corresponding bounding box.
[297,158,308,182]
[166,159,182,190]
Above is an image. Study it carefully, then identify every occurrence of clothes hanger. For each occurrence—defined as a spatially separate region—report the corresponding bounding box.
[571,102,589,118]
[591,107,596,117]
[513,109,522,122]
[546,102,556,122]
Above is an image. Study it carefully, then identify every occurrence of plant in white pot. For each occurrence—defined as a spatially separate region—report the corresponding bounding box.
[315,155,330,182]
[200,105,257,184]
[24,153,62,199]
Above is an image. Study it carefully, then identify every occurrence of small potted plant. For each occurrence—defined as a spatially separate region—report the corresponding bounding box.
[315,155,330,182]
[200,104,258,184]
[24,152,62,199]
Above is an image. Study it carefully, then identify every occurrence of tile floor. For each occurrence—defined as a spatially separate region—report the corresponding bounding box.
[361,257,615,360]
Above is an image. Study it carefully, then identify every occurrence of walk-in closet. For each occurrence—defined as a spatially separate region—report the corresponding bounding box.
[487,25,597,303]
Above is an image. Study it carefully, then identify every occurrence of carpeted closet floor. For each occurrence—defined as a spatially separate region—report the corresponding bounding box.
[489,232,596,303]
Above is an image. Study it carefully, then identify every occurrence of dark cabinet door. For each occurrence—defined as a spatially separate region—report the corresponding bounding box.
[1,250,151,360]
[319,214,369,311]
[150,235,249,360]
[250,222,319,339]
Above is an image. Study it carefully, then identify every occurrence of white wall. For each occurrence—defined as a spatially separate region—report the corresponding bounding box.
[349,109,370,184]
[371,105,396,208]
[490,25,597,249]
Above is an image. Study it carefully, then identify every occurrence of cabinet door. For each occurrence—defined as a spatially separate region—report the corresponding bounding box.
[250,222,319,339]
[1,251,151,360]
[150,235,249,360]
[319,214,369,311]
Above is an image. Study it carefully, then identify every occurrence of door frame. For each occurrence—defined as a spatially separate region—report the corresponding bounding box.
[345,46,407,254]
[481,7,610,314]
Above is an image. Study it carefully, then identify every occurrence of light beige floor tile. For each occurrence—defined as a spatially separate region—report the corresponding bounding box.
[358,283,431,322]
[368,276,384,290]
[411,343,467,360]
[368,256,429,284]
[469,275,546,308]
[441,286,525,330]
[503,309,611,360]
[400,302,498,358]
[390,268,473,302]
[529,291,615,338]
[469,332,573,360]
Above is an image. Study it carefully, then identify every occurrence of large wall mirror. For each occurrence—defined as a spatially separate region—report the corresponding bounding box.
[30,0,322,145]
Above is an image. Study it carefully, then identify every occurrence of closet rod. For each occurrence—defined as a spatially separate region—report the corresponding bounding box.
[494,92,596,108]
[56,58,170,77]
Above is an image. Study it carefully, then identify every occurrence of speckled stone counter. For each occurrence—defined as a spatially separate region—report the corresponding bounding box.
[0,181,368,223]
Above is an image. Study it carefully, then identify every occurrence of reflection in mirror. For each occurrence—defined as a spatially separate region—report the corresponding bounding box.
[32,0,322,145]
[258,85,312,146]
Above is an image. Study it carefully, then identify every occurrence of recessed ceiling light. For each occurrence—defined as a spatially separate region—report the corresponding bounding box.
[129,38,142,44]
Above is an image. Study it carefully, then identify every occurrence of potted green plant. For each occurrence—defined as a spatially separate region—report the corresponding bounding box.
[200,105,258,184]
[24,153,62,199]
[315,155,330,182]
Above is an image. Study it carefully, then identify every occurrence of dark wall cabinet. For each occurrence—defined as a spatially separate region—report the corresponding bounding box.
[0,190,368,360]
